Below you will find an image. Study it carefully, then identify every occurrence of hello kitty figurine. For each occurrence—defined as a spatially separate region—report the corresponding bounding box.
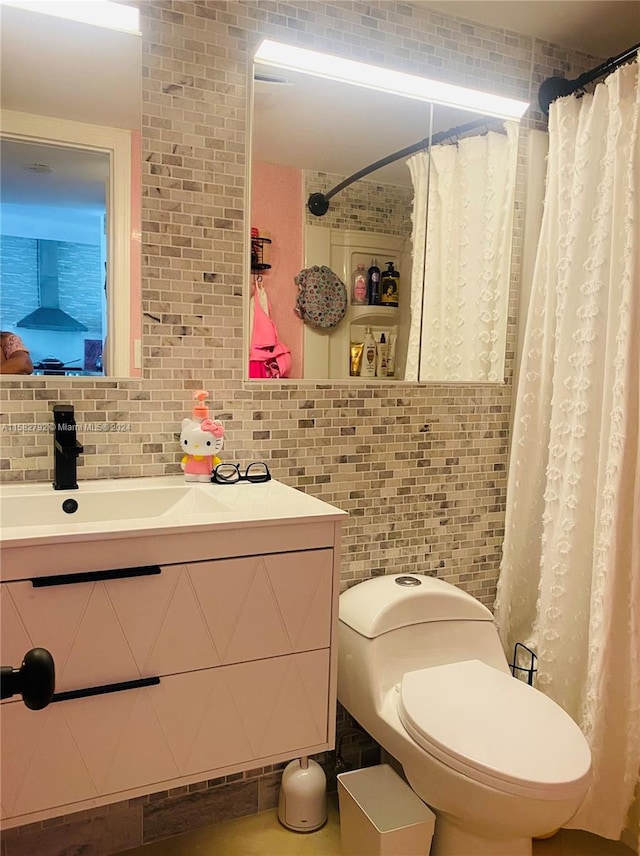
[180,390,225,482]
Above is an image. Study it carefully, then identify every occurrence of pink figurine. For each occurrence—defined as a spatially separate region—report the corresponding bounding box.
[180,390,225,482]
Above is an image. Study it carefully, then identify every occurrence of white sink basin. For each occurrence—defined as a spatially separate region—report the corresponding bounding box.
[0,482,231,528]
[0,475,347,582]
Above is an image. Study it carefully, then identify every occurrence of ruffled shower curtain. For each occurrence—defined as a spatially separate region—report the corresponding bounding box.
[405,122,519,381]
[494,58,640,841]
[405,150,428,382]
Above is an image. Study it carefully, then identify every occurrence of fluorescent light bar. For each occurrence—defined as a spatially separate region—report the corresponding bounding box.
[0,0,139,34]
[254,39,529,121]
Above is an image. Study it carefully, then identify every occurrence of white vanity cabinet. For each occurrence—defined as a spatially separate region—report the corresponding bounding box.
[0,478,345,829]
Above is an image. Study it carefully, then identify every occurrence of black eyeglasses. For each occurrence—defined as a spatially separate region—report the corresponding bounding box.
[211,461,271,485]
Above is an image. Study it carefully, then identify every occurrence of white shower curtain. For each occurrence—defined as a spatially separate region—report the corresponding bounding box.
[405,148,428,382]
[494,58,640,841]
[405,123,519,381]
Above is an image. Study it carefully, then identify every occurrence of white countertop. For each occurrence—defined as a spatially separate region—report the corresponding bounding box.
[0,475,347,550]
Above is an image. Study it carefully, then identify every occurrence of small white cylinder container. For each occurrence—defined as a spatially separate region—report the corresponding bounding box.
[278,757,327,832]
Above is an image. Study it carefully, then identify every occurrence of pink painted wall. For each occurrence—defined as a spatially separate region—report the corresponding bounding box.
[250,162,304,378]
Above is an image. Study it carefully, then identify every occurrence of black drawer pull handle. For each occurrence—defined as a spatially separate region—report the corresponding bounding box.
[32,565,162,588]
[52,676,160,703]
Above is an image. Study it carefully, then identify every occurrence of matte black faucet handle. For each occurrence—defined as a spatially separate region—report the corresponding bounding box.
[53,404,80,449]
[53,403,75,420]
[0,648,56,710]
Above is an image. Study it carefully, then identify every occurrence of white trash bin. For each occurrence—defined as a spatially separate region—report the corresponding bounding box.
[338,764,435,856]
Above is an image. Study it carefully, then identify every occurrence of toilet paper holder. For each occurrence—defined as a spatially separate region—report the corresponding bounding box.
[509,642,537,686]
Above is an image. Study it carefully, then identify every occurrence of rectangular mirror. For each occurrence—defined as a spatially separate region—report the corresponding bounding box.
[248,41,526,383]
[0,2,142,378]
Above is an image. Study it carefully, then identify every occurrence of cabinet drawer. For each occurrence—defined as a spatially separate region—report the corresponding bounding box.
[1,550,333,693]
[1,649,329,822]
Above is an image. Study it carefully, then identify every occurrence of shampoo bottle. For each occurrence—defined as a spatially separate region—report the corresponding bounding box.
[180,389,225,482]
[360,327,377,378]
[367,259,381,305]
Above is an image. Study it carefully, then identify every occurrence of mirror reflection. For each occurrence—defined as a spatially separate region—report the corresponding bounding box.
[411,112,519,383]
[0,2,141,378]
[249,47,522,383]
[1,139,110,376]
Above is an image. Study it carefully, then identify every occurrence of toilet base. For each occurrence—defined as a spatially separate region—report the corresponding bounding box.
[432,814,532,856]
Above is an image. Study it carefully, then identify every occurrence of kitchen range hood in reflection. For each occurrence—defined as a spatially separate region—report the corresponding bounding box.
[16,240,88,333]
[16,306,87,332]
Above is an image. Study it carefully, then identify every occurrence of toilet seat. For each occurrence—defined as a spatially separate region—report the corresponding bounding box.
[398,659,591,801]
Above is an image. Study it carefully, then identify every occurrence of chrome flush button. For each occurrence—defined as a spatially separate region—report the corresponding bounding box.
[395,575,422,586]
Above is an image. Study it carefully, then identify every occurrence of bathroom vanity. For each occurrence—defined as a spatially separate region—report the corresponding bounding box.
[0,477,346,829]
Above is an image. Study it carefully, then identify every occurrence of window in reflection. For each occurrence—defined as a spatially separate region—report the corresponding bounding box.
[0,139,109,376]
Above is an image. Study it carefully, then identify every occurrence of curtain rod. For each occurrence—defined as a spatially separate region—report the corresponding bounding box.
[538,41,640,115]
[307,115,496,217]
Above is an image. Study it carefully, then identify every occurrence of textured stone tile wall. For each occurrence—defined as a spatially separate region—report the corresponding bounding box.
[304,170,414,235]
[0,2,599,852]
[0,237,40,323]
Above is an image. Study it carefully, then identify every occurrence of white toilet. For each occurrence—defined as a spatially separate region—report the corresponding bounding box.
[337,574,592,856]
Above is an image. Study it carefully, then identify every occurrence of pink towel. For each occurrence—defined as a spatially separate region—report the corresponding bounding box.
[249,286,292,379]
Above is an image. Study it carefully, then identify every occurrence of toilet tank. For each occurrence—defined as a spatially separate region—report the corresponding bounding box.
[339,574,494,639]
[338,575,510,712]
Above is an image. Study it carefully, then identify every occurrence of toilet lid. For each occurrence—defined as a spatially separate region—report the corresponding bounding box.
[398,660,591,801]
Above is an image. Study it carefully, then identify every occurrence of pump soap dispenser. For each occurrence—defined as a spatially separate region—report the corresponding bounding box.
[180,389,225,482]
[380,261,399,307]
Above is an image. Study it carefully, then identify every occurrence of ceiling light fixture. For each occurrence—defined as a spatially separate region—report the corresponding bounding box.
[0,0,139,34]
[254,39,529,121]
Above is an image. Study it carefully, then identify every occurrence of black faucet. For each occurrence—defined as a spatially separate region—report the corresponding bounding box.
[52,404,83,490]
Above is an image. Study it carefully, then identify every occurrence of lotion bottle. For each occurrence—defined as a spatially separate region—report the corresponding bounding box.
[360,327,377,378]
[386,331,397,377]
[376,332,388,377]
